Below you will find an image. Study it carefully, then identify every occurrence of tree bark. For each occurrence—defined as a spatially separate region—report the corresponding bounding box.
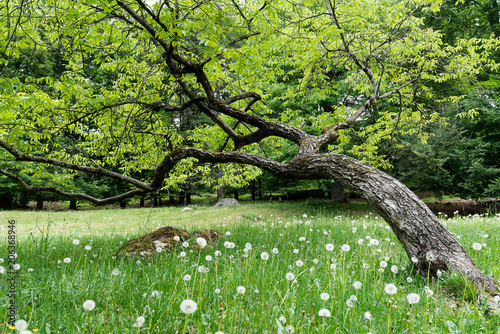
[139,197,144,208]
[186,192,192,205]
[279,153,499,294]
[216,185,224,202]
[179,191,185,206]
[257,179,262,200]
[153,196,158,208]
[234,191,239,201]
[36,198,43,211]
[68,200,77,210]
[251,181,256,201]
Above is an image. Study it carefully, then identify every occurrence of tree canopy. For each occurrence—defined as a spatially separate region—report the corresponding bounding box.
[1,0,498,203]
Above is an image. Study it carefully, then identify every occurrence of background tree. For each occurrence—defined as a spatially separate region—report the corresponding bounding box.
[0,0,499,292]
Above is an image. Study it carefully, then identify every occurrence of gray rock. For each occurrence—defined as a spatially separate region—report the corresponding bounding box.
[214,198,240,207]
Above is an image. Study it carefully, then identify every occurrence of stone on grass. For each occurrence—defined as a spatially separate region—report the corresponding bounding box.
[214,198,240,208]
[181,207,193,212]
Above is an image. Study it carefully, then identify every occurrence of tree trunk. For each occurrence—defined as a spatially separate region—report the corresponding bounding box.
[186,192,192,205]
[169,195,176,205]
[251,181,256,201]
[68,200,77,210]
[36,198,43,211]
[120,201,126,209]
[257,179,262,200]
[282,153,499,293]
[139,197,144,208]
[331,181,346,202]
[158,197,162,207]
[153,196,158,208]
[178,191,185,206]
[216,185,224,202]
[234,191,239,201]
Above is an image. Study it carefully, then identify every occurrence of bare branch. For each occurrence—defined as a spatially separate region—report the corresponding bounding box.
[0,169,143,205]
[325,0,379,94]
[224,92,262,105]
[0,139,152,191]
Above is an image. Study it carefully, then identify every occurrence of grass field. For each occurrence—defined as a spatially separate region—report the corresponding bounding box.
[0,201,499,333]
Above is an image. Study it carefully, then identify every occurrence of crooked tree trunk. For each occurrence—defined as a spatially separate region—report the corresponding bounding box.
[276,153,500,294]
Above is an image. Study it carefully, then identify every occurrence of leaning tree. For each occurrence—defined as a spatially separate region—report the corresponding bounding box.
[0,0,499,293]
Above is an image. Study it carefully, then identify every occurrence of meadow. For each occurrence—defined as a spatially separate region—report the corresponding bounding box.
[0,201,499,333]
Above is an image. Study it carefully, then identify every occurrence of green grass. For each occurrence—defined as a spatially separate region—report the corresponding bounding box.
[0,201,499,333]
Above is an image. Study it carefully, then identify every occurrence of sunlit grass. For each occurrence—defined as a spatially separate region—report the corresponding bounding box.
[0,202,498,333]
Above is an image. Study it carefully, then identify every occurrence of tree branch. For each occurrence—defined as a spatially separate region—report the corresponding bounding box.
[0,139,152,191]
[0,169,143,205]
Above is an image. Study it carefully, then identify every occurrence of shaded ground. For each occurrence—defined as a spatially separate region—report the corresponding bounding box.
[424,198,500,216]
[20,195,500,217]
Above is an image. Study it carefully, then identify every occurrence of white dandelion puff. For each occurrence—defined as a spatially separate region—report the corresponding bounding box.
[384,283,397,295]
[196,238,207,248]
[318,309,331,317]
[83,300,96,311]
[15,320,28,331]
[407,293,420,304]
[180,299,197,314]
[132,316,145,327]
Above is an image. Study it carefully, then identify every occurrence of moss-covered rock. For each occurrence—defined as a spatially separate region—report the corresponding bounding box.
[114,226,222,257]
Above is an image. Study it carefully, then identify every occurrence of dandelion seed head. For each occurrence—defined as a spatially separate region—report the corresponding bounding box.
[132,316,146,327]
[83,300,95,311]
[318,309,331,317]
[286,272,295,281]
[237,286,246,294]
[196,237,207,248]
[180,299,197,314]
[407,293,420,304]
[384,283,398,295]
[325,244,334,251]
[15,320,28,331]
[320,293,330,301]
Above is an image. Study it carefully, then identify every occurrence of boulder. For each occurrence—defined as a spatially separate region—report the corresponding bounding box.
[114,226,222,257]
[214,198,240,208]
